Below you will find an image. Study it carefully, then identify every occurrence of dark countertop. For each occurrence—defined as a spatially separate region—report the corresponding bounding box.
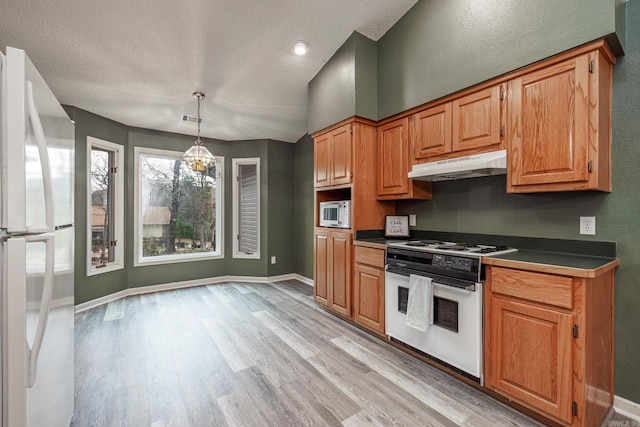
[483,249,619,278]
[354,230,619,277]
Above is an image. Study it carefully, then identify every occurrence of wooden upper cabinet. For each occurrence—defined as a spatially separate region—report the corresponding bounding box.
[378,118,410,196]
[314,132,331,188]
[411,84,504,164]
[330,124,352,186]
[452,85,503,152]
[378,117,431,200]
[412,103,452,161]
[314,123,352,188]
[313,117,394,230]
[508,46,613,193]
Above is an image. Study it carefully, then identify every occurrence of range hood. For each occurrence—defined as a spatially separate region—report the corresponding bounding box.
[408,149,507,182]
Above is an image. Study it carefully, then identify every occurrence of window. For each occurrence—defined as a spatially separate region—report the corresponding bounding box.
[232,158,260,259]
[134,147,223,265]
[87,137,124,275]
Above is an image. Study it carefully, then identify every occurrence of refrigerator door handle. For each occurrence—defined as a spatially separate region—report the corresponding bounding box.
[25,232,56,387]
[26,80,55,233]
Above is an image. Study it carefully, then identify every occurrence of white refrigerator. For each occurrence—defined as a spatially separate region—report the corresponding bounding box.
[1,47,75,426]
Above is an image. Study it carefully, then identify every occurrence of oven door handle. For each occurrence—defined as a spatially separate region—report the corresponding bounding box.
[433,281,476,292]
[386,266,476,291]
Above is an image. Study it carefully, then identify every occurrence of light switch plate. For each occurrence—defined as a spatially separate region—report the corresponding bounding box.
[409,215,417,227]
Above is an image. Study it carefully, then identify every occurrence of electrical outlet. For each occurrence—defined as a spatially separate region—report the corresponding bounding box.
[409,214,417,227]
[271,256,276,264]
[580,216,596,235]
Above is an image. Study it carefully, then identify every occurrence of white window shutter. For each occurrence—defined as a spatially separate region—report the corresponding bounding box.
[238,163,259,254]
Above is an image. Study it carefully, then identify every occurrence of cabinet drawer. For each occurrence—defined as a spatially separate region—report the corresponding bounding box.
[491,267,573,309]
[355,246,385,268]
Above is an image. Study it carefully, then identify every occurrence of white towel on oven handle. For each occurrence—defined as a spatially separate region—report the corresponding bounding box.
[406,274,433,332]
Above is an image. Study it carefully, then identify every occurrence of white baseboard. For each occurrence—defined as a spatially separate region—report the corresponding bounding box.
[292,273,313,286]
[75,289,131,313]
[74,274,312,313]
[615,395,640,422]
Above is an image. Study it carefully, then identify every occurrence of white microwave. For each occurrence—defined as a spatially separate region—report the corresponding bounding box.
[319,200,351,228]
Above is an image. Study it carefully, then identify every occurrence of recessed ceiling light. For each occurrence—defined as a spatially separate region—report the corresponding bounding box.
[292,41,309,56]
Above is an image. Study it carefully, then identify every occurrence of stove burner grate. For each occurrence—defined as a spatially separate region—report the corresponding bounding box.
[456,242,479,248]
[405,239,444,247]
[436,245,470,251]
[399,241,513,254]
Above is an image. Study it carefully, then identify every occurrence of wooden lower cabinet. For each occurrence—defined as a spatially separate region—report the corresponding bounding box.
[330,231,352,316]
[485,265,615,427]
[353,246,385,334]
[314,230,329,306]
[316,238,387,334]
[488,296,574,423]
[314,228,352,317]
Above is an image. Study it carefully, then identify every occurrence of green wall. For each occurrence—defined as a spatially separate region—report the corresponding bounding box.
[66,107,129,304]
[294,134,314,280]
[224,139,269,278]
[126,128,231,287]
[267,140,295,276]
[308,32,378,134]
[608,1,640,402]
[354,33,378,125]
[72,110,297,304]
[377,0,624,119]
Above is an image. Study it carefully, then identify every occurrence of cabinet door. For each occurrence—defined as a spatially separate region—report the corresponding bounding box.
[330,124,352,186]
[314,230,329,306]
[378,118,410,196]
[487,297,573,424]
[329,230,352,317]
[509,54,590,189]
[452,85,502,152]
[412,103,452,161]
[314,133,331,188]
[353,263,385,333]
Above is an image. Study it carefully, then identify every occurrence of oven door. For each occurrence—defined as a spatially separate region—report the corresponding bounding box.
[385,271,483,381]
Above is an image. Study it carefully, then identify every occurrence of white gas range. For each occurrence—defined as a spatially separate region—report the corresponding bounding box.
[385,239,517,383]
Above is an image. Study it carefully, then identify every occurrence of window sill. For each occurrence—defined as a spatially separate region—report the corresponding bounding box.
[87,264,124,277]
[134,252,223,267]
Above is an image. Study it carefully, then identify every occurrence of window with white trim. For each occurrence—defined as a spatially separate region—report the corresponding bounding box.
[87,137,124,275]
[134,147,223,266]
[232,158,260,259]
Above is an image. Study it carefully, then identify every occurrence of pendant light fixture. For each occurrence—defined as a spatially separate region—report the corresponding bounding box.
[182,91,215,173]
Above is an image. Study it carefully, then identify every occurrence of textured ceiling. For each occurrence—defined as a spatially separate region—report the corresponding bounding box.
[1,0,419,142]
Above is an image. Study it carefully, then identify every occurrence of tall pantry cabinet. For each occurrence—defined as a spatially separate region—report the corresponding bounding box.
[312,117,394,323]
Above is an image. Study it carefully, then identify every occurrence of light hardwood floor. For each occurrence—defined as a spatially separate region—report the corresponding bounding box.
[70,280,616,426]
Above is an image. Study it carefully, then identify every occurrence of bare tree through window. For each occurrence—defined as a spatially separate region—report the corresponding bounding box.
[138,151,220,259]
[90,148,114,267]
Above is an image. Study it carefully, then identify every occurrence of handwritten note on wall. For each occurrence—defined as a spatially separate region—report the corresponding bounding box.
[385,216,409,237]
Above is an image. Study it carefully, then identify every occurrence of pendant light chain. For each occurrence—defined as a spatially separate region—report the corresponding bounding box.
[196,93,202,145]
